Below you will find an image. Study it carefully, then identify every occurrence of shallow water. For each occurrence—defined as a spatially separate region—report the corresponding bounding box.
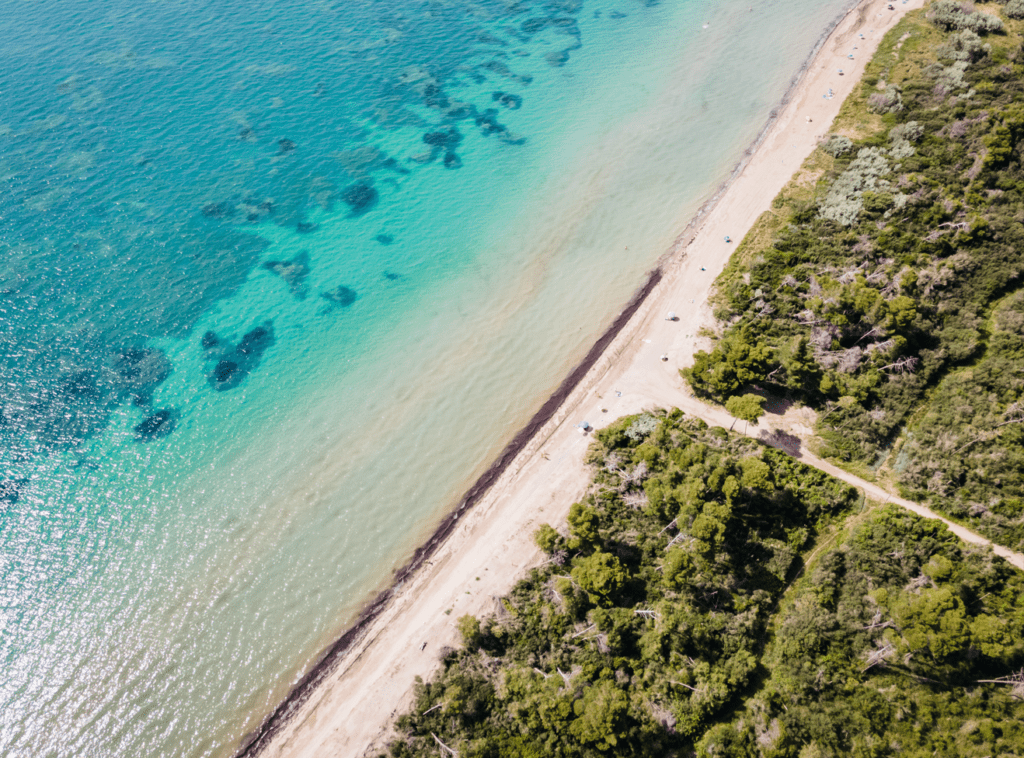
[0,0,854,754]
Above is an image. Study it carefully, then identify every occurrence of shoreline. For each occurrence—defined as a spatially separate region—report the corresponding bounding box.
[236,1,926,755]
[236,266,664,757]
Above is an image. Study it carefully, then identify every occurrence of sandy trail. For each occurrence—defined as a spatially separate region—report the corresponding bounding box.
[242,1,1024,755]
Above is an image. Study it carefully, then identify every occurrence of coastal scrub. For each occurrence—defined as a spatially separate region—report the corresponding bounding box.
[382,412,1024,757]
[686,3,1024,551]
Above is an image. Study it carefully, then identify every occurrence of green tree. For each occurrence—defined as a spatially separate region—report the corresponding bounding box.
[684,327,774,401]
[894,586,971,663]
[571,551,627,605]
[739,458,773,490]
[569,680,629,750]
[726,393,766,424]
[457,614,482,649]
[784,335,822,393]
[533,523,561,554]
[567,502,600,550]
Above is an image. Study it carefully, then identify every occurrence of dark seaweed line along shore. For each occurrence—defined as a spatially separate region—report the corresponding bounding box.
[381,5,1024,753]
[236,268,663,757]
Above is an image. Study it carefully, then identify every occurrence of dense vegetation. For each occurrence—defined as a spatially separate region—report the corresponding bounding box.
[896,290,1024,551]
[684,3,1024,547]
[698,504,1024,757]
[382,412,1024,757]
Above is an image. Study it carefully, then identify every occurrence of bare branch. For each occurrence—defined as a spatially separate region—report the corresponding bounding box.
[431,732,458,757]
[856,325,885,344]
[880,355,919,375]
[569,624,597,639]
[861,641,896,672]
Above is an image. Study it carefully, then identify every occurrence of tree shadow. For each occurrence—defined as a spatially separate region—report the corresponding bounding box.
[758,428,804,459]
[750,386,795,416]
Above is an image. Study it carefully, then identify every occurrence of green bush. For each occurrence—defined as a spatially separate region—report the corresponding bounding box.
[456,614,482,648]
[725,393,766,423]
[533,523,562,554]
[818,147,892,225]
[383,417,1023,758]
[683,11,1024,530]
[822,134,853,157]
[929,0,1004,33]
[867,84,904,114]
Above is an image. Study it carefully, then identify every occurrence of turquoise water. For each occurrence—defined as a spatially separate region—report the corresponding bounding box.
[0,0,855,754]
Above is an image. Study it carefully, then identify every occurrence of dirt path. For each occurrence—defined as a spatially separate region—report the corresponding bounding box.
[646,390,1024,571]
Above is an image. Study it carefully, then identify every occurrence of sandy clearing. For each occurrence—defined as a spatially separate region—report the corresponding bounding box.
[239,1,1024,755]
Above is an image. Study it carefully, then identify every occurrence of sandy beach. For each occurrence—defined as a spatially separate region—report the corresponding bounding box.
[238,1,942,755]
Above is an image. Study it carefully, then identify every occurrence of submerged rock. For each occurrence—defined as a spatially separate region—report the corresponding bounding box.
[0,479,27,505]
[375,233,395,245]
[202,201,235,219]
[521,17,550,33]
[112,347,173,405]
[262,250,310,299]
[59,370,101,401]
[240,198,274,223]
[206,321,276,391]
[237,325,274,356]
[443,151,463,169]
[474,109,523,143]
[423,127,463,150]
[201,331,220,350]
[480,60,513,77]
[478,31,508,46]
[334,145,410,177]
[213,360,239,384]
[443,101,474,120]
[492,91,523,110]
[342,183,379,217]
[277,138,296,154]
[133,408,177,441]
[546,50,571,67]
[321,285,358,308]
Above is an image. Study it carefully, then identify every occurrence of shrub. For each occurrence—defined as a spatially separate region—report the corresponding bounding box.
[533,523,561,554]
[818,147,892,226]
[868,84,904,114]
[1008,0,1024,19]
[929,0,1005,33]
[937,29,989,61]
[889,121,924,143]
[822,134,854,157]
